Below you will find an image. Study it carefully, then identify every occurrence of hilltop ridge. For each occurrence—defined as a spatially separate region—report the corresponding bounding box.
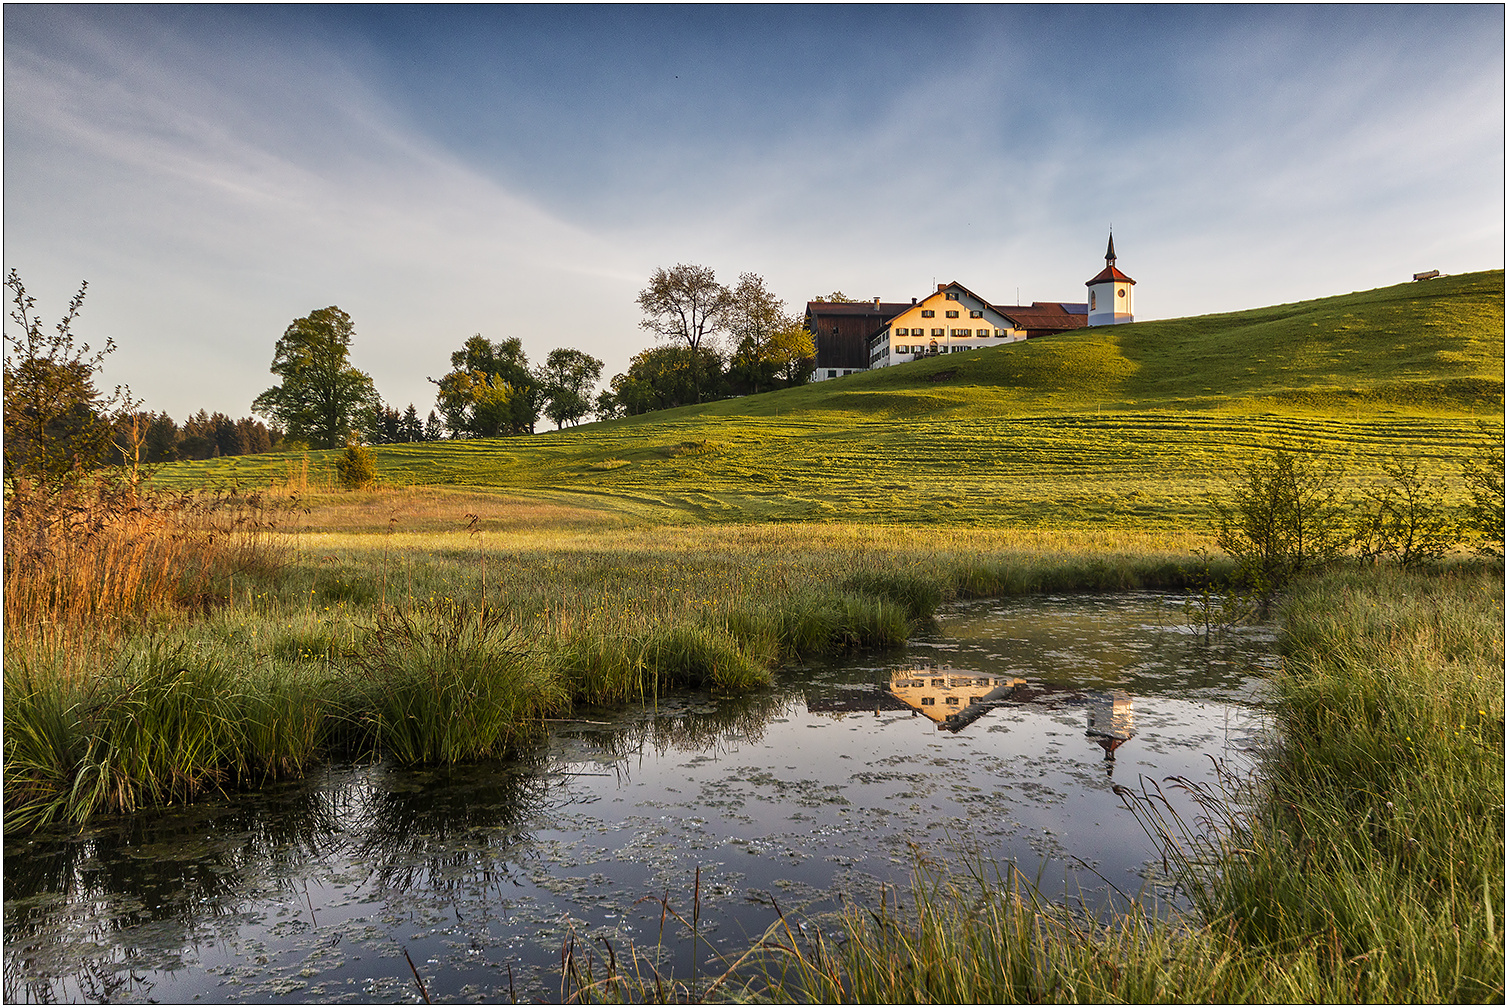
[156,271,1504,529]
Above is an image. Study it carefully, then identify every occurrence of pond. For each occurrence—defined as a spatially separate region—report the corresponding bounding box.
[4,593,1277,1004]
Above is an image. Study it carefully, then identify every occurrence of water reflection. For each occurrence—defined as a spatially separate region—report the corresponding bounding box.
[887,664,1025,728]
[882,664,1139,772]
[4,593,1271,1005]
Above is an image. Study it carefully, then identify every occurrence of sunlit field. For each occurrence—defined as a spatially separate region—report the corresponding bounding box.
[147,271,1503,528]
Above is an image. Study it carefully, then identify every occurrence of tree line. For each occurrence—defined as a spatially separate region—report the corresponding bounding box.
[4,261,820,485]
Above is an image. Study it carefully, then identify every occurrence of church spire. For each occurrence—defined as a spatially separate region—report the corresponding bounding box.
[1104,230,1117,265]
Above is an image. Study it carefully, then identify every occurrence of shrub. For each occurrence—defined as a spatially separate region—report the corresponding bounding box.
[1354,458,1459,569]
[1461,441,1505,557]
[1214,448,1350,600]
[335,437,376,489]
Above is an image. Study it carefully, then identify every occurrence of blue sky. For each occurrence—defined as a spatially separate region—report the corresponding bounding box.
[5,4,1502,422]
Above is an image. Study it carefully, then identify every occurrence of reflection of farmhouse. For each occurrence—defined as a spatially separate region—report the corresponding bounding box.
[888,664,1026,731]
[886,665,1140,764]
[803,232,1135,381]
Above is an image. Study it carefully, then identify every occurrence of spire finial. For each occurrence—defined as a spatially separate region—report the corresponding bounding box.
[1105,229,1117,265]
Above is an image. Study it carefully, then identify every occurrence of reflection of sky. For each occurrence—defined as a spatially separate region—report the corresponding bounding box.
[5,594,1274,1002]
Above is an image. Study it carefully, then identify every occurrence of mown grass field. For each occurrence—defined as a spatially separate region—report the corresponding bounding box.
[151,270,1503,527]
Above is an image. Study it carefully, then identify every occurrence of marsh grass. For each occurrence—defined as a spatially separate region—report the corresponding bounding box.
[343,603,566,764]
[3,476,289,667]
[3,516,1211,831]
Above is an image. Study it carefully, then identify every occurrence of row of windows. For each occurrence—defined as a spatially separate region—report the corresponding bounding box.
[895,345,979,354]
[895,328,1006,338]
[918,309,987,319]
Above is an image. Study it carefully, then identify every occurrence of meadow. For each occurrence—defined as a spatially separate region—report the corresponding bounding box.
[4,271,1503,1002]
[149,270,1503,528]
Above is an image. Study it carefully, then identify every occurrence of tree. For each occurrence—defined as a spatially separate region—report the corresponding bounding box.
[607,345,725,416]
[3,270,122,486]
[424,410,445,441]
[429,335,541,437]
[539,347,604,429]
[252,307,380,449]
[400,404,424,443]
[722,275,815,394]
[335,435,376,489]
[637,264,733,404]
[811,291,856,302]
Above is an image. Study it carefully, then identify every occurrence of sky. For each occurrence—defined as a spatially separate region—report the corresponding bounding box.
[4,4,1503,423]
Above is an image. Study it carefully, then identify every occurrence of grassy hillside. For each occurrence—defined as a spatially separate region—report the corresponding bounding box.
[156,271,1504,528]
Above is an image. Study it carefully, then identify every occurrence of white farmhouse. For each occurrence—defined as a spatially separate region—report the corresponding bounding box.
[803,232,1132,380]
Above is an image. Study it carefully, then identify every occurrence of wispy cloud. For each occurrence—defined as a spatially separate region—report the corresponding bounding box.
[4,6,1501,420]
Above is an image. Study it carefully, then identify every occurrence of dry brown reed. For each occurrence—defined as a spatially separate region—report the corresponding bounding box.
[4,475,288,668]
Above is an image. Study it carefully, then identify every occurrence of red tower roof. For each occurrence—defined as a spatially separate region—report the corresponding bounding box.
[1085,263,1136,286]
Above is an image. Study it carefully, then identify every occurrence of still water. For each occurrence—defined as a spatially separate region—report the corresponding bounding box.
[4,593,1276,1004]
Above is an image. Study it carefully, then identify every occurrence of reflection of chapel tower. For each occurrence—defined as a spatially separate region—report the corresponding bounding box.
[1086,231,1135,326]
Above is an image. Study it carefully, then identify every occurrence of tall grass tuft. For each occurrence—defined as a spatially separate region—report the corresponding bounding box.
[343,603,567,764]
[3,645,325,831]
[1204,564,1505,1000]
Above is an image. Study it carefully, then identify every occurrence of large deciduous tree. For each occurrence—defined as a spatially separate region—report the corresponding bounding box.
[252,306,379,449]
[3,270,122,486]
[539,347,604,429]
[726,273,814,393]
[637,264,733,405]
[606,345,725,416]
[429,335,541,437]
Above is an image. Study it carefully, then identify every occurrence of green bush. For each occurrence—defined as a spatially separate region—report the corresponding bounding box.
[335,437,376,489]
[1215,449,1350,600]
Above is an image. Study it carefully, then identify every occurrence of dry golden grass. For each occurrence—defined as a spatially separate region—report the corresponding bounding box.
[3,478,287,673]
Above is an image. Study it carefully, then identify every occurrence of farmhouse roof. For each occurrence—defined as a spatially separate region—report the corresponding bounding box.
[992,301,1090,336]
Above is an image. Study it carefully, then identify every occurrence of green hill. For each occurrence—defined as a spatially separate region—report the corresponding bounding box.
[160,271,1504,528]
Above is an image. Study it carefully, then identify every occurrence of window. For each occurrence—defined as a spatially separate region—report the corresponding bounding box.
[945,696,960,706]
[953,346,966,353]
[931,678,945,687]
[970,310,983,318]
[977,329,989,337]
[994,329,1007,337]
[827,369,837,378]
[1118,288,1126,298]
[945,310,959,318]
[945,291,959,300]
[921,310,935,318]
[1090,291,1097,310]
[921,697,935,706]
[895,328,908,336]
[932,328,944,337]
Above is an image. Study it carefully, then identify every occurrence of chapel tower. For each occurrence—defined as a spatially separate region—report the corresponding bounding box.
[1085,231,1135,326]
